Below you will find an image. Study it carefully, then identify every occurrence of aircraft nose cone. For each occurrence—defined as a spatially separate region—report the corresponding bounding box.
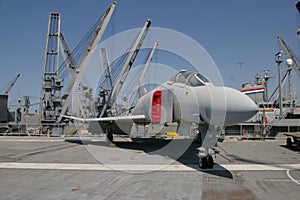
[199,86,258,126]
[224,87,258,126]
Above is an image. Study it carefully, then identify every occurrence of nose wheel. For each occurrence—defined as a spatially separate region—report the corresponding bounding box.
[198,155,214,169]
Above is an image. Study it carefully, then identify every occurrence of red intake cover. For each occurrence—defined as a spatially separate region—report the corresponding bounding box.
[152,90,162,122]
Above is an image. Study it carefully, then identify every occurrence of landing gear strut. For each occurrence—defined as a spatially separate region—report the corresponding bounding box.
[106,124,114,143]
[106,133,113,143]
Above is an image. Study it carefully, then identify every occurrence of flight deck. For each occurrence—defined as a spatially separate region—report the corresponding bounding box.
[0,137,299,200]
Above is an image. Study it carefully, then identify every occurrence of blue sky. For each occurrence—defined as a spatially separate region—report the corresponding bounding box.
[0,0,299,106]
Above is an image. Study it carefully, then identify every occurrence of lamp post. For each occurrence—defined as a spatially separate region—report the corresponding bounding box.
[275,51,283,119]
[286,59,293,106]
[263,70,270,102]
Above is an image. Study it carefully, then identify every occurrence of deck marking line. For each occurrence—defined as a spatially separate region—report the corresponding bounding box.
[0,163,300,171]
[286,169,300,186]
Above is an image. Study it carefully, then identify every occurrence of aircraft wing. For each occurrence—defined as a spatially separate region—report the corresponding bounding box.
[61,114,145,122]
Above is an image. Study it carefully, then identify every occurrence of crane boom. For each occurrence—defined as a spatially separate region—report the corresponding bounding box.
[59,32,76,78]
[277,36,300,79]
[267,69,290,102]
[129,40,158,106]
[138,41,158,88]
[99,19,151,117]
[4,73,20,95]
[58,2,116,122]
[100,48,113,88]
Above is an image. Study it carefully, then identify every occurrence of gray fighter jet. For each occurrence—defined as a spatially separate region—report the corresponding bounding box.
[63,70,258,169]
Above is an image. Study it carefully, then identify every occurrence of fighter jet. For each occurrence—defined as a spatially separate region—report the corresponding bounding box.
[62,70,258,169]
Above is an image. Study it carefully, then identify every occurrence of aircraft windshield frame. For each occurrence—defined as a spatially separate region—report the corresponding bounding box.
[195,73,210,83]
[170,71,210,87]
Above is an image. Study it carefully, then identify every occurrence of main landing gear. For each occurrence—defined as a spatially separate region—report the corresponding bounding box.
[197,147,218,169]
[105,124,114,144]
[106,132,114,143]
[198,155,214,169]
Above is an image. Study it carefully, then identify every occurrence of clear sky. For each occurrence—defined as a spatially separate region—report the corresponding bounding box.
[0,0,300,107]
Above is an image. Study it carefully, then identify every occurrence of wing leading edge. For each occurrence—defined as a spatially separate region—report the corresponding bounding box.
[61,114,146,122]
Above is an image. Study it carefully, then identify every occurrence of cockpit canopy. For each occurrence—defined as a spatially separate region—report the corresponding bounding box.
[170,71,210,87]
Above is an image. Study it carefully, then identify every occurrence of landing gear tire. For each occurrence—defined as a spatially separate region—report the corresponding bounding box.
[195,133,202,145]
[207,155,214,169]
[198,156,214,169]
[199,157,208,169]
[286,137,292,148]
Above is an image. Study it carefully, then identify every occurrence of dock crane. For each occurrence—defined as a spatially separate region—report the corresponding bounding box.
[3,74,20,95]
[0,73,20,132]
[267,2,300,102]
[58,2,116,123]
[267,36,300,102]
[277,36,300,79]
[40,2,116,135]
